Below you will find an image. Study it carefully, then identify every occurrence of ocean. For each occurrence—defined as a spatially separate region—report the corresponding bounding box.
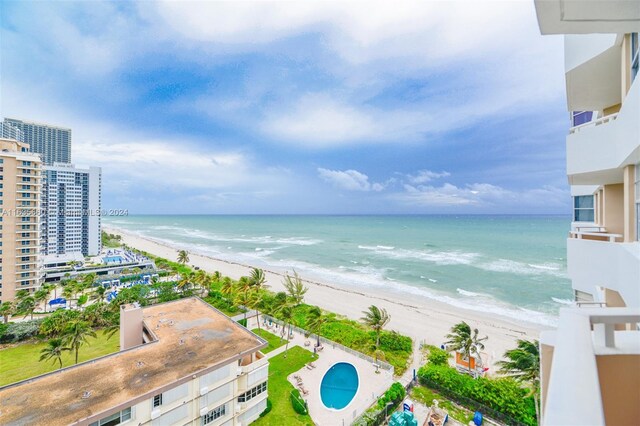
[104,215,573,327]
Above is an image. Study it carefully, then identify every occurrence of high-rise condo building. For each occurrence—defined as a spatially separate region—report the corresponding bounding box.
[42,163,102,257]
[0,134,43,303]
[0,298,270,426]
[3,118,72,165]
[535,1,639,425]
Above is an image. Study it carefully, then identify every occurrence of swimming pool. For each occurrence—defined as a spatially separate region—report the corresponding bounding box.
[320,362,359,410]
[104,255,123,264]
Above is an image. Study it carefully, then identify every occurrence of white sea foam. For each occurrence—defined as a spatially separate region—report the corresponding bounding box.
[428,278,438,283]
[456,288,482,297]
[478,259,566,278]
[358,245,479,265]
[551,297,574,305]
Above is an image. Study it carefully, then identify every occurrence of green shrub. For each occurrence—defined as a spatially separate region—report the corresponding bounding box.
[290,389,308,415]
[238,318,248,327]
[379,331,412,352]
[417,364,536,425]
[426,346,450,366]
[377,382,406,408]
[0,319,43,343]
[259,399,272,417]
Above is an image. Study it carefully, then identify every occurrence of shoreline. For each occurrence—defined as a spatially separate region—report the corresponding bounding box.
[105,226,546,370]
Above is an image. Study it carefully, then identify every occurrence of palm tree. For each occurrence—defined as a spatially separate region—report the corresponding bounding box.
[177,250,190,265]
[0,301,14,324]
[445,321,488,374]
[307,306,328,347]
[498,339,541,422]
[249,268,268,290]
[19,296,36,320]
[177,273,192,294]
[361,305,390,348]
[63,320,97,364]
[213,271,221,282]
[91,285,106,303]
[277,305,294,357]
[282,270,307,306]
[34,288,49,313]
[220,277,235,300]
[247,290,264,331]
[234,289,253,323]
[39,338,70,370]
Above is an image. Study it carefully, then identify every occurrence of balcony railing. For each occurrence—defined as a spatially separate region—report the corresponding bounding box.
[569,230,623,242]
[569,112,619,134]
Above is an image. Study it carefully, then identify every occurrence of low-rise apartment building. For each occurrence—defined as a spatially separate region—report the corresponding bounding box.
[0,298,269,426]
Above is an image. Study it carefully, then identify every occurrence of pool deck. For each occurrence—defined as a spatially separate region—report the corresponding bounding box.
[258,321,394,426]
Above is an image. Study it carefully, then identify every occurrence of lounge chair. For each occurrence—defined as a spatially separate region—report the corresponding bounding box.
[305,364,314,370]
[304,340,311,347]
[308,362,317,368]
[298,384,309,396]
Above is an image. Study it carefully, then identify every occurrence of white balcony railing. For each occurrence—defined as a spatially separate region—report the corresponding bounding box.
[569,113,619,134]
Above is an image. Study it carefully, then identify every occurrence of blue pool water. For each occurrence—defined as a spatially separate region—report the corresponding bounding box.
[104,256,123,264]
[320,362,359,410]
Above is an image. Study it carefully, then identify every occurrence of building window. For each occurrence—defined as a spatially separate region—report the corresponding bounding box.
[202,404,227,425]
[237,381,267,403]
[153,394,162,408]
[632,33,639,82]
[571,111,593,127]
[574,195,595,222]
[88,407,132,426]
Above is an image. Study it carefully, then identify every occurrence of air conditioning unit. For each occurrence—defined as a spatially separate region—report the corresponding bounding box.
[199,407,209,417]
[199,386,208,396]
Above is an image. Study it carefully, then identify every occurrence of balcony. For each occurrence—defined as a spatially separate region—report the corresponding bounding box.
[566,77,640,185]
[239,351,267,374]
[540,308,640,426]
[567,237,640,308]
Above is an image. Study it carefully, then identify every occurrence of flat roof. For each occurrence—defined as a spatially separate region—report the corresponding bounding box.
[0,298,266,425]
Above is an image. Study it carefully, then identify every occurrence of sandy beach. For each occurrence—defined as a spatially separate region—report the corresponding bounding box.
[106,226,544,375]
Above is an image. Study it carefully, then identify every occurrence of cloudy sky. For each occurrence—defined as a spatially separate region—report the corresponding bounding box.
[0,1,569,214]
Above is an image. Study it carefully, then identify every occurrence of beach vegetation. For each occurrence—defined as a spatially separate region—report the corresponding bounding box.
[424,344,451,366]
[101,231,122,248]
[0,319,44,343]
[252,346,317,426]
[290,389,308,415]
[417,363,536,425]
[444,321,487,373]
[498,339,541,423]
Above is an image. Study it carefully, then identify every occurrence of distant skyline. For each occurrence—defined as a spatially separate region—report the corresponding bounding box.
[0,1,569,214]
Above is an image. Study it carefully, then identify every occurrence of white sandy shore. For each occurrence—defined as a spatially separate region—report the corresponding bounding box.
[105,226,545,375]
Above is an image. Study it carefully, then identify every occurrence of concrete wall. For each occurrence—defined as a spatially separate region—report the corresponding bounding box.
[603,183,624,235]
[596,354,640,426]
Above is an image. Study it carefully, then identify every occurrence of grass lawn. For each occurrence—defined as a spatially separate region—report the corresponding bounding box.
[252,328,287,354]
[0,330,120,387]
[411,385,474,425]
[252,346,318,426]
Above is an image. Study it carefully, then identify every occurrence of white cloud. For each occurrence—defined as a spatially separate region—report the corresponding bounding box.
[395,182,568,208]
[317,168,384,192]
[406,170,451,184]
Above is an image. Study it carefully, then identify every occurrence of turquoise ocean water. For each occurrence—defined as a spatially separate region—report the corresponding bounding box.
[104,215,573,327]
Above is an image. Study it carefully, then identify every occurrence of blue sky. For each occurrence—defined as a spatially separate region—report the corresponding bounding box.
[0,1,569,214]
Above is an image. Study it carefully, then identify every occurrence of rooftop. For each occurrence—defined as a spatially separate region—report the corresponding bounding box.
[0,298,266,425]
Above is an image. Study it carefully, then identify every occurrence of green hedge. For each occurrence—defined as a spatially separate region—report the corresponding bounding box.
[377,382,406,408]
[290,389,308,415]
[259,399,272,417]
[417,364,536,426]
